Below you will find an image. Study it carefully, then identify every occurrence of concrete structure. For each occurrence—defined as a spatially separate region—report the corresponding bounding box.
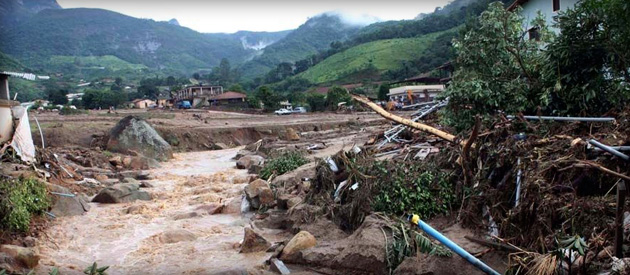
[175,85,223,100]
[388,85,445,104]
[508,0,579,36]
[209,91,247,106]
[132,99,156,109]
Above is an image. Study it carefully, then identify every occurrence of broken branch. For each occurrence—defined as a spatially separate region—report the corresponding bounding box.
[351,95,463,146]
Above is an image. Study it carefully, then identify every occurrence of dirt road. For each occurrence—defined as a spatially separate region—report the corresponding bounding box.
[36,148,285,274]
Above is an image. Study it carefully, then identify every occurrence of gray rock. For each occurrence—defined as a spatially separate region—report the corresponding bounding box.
[236,155,264,170]
[48,184,90,217]
[92,183,152,203]
[105,116,173,161]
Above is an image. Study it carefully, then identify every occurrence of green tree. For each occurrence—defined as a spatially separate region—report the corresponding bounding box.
[440,2,553,131]
[47,89,69,105]
[325,86,351,110]
[218,58,232,85]
[306,93,326,112]
[228,83,244,92]
[378,84,390,101]
[541,0,630,115]
[256,86,281,111]
[82,89,127,109]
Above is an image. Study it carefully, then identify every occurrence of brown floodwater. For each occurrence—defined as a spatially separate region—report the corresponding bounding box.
[36,148,282,274]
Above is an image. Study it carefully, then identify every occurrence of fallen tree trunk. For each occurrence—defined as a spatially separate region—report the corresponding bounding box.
[351,95,464,146]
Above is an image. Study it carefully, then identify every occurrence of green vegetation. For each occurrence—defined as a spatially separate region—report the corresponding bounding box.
[59,107,88,115]
[441,0,630,131]
[325,86,352,110]
[370,163,454,219]
[384,220,452,272]
[82,89,127,109]
[306,93,326,112]
[0,178,50,232]
[299,32,446,84]
[260,151,309,180]
[84,262,109,275]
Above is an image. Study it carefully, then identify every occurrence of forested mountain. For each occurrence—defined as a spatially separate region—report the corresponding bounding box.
[0,0,61,27]
[238,14,364,80]
[0,8,256,75]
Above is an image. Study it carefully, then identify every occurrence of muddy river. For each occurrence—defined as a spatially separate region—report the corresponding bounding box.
[36,148,283,274]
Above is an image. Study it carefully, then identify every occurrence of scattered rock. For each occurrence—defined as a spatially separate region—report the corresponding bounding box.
[119,170,152,180]
[126,156,160,170]
[125,205,148,214]
[155,230,197,244]
[285,128,300,141]
[122,157,132,167]
[173,212,200,220]
[277,194,292,209]
[281,231,316,260]
[272,163,317,191]
[236,155,265,170]
[0,252,18,273]
[139,182,154,188]
[222,196,243,214]
[196,203,223,215]
[105,116,173,161]
[0,245,40,269]
[248,164,264,174]
[270,258,291,274]
[92,183,152,203]
[234,149,254,160]
[245,179,275,209]
[240,228,271,253]
[109,155,122,166]
[94,174,108,182]
[121,177,139,184]
[22,237,36,248]
[214,142,229,150]
[48,184,90,217]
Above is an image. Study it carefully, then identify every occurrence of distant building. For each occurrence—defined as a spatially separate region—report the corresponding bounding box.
[388,85,445,104]
[157,97,172,108]
[209,91,247,107]
[34,99,50,107]
[66,93,84,102]
[132,99,155,109]
[175,85,224,107]
[508,0,579,37]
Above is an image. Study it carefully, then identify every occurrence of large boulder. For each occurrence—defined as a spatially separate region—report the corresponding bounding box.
[285,128,300,141]
[0,245,40,269]
[244,179,275,209]
[272,162,317,191]
[48,184,90,217]
[236,155,264,170]
[105,116,173,161]
[92,183,152,203]
[240,228,271,253]
[280,231,317,260]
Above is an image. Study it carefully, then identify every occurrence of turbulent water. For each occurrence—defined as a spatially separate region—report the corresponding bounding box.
[36,148,282,274]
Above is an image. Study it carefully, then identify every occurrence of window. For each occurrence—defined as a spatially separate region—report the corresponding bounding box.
[528,28,540,41]
[553,0,560,12]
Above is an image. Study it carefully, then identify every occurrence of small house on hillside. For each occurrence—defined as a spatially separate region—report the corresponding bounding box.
[508,0,579,37]
[132,99,155,109]
[209,91,247,107]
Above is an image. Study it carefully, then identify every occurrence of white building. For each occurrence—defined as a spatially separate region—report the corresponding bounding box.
[508,0,579,37]
[388,85,445,103]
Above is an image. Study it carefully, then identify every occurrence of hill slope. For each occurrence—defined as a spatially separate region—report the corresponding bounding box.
[299,30,451,84]
[238,13,363,80]
[0,8,254,74]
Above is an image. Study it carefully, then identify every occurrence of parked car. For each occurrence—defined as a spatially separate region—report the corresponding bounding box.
[178,101,192,109]
[274,108,292,115]
[292,107,307,113]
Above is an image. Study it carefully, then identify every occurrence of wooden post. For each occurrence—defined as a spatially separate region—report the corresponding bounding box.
[615,181,626,258]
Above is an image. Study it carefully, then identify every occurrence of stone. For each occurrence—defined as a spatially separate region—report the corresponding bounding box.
[234,149,255,160]
[125,205,148,214]
[285,128,300,141]
[48,184,90,217]
[270,258,291,274]
[248,164,264,174]
[139,182,154,188]
[287,197,302,209]
[121,177,140,184]
[240,228,271,253]
[173,212,200,220]
[244,179,275,209]
[94,174,108,182]
[196,203,223,215]
[155,230,197,244]
[0,252,18,273]
[119,170,152,180]
[109,155,122,166]
[277,194,292,209]
[122,156,132,167]
[92,183,152,203]
[0,245,40,269]
[22,237,36,248]
[272,163,317,191]
[222,196,243,214]
[236,155,265,170]
[214,143,229,150]
[281,231,316,260]
[127,156,160,170]
[105,116,173,161]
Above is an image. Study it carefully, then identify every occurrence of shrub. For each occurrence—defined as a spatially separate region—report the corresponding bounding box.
[0,178,50,232]
[259,152,309,180]
[370,162,454,219]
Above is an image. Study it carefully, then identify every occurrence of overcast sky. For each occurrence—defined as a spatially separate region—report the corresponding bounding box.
[56,0,452,33]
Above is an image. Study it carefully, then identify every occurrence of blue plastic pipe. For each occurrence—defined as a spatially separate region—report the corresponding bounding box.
[415,219,501,275]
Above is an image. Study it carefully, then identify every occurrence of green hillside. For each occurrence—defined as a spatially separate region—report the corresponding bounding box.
[299,31,448,84]
[0,51,26,71]
[0,8,253,75]
[48,55,148,71]
[238,14,362,80]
